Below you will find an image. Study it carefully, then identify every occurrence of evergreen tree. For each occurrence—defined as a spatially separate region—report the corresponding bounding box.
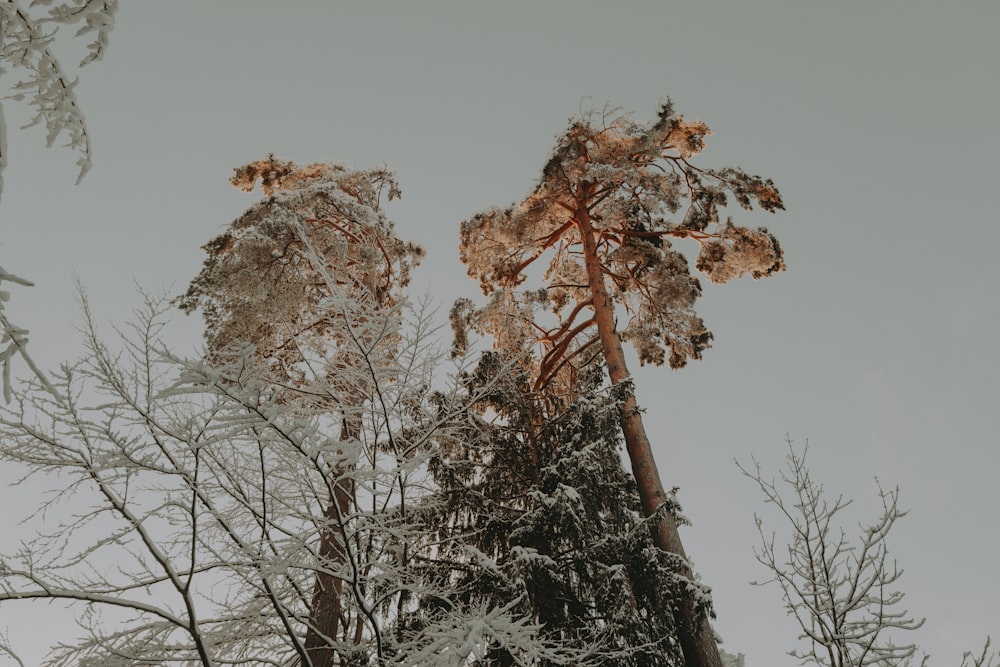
[178,156,424,666]
[176,158,582,665]
[414,348,687,666]
[457,100,787,667]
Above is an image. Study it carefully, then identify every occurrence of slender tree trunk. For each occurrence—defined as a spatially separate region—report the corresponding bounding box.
[304,418,358,667]
[306,269,380,666]
[576,199,723,667]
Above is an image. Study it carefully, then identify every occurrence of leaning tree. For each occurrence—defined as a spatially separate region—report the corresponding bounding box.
[458,100,787,667]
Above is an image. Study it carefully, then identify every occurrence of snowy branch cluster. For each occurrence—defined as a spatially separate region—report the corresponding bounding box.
[0,265,55,402]
[0,0,117,408]
[0,292,558,665]
[0,0,117,194]
[741,441,996,667]
[458,100,785,379]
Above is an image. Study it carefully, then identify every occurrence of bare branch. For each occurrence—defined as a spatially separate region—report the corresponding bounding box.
[739,438,929,667]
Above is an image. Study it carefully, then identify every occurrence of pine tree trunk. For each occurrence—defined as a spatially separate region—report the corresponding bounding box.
[306,269,380,666]
[576,200,723,667]
[303,418,358,667]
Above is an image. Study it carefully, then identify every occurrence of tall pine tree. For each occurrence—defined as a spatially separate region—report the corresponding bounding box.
[458,100,786,667]
[179,156,423,666]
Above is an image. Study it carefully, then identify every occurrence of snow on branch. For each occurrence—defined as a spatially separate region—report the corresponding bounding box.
[0,285,593,664]
[0,265,57,401]
[740,438,996,667]
[0,0,118,198]
[739,439,924,667]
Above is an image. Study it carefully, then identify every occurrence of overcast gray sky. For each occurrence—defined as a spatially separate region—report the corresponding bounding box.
[2,2,998,664]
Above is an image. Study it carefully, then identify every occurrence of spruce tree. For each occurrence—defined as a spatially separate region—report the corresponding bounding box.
[414,348,687,666]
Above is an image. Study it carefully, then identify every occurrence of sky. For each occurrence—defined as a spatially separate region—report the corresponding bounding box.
[1,1,998,664]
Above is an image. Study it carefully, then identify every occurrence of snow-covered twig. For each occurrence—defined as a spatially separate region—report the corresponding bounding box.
[0,0,118,197]
[740,438,994,667]
[0,266,58,401]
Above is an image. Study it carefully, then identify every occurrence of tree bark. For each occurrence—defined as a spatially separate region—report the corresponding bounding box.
[576,198,723,667]
[303,418,358,667]
[306,266,379,667]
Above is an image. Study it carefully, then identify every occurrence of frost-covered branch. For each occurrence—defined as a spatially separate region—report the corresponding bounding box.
[739,439,924,667]
[0,0,116,412]
[0,265,57,402]
[0,634,25,667]
[960,638,996,667]
[0,0,117,196]
[1,285,589,664]
[739,438,999,667]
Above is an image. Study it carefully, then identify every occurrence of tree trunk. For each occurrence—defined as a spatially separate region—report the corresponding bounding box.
[306,274,378,667]
[576,200,723,667]
[303,418,358,667]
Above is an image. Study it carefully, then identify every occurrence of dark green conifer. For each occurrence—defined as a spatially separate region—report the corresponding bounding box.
[414,351,687,666]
